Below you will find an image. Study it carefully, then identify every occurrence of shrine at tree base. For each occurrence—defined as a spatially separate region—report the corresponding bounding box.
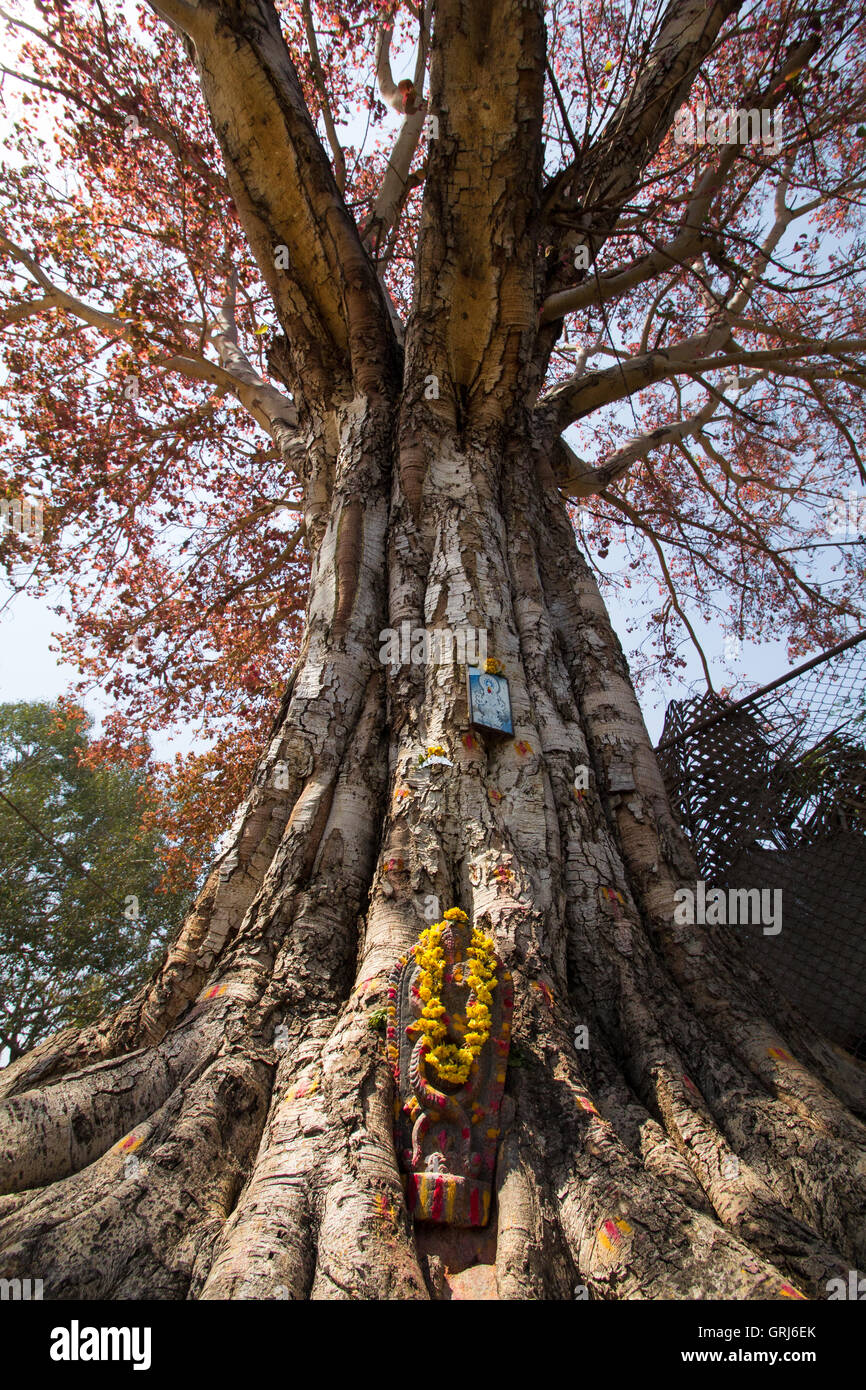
[387,912,513,1226]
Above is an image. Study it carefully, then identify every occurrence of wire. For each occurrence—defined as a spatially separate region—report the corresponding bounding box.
[657,629,866,751]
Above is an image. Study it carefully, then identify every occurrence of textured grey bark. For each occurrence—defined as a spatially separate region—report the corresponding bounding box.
[1,410,864,1300]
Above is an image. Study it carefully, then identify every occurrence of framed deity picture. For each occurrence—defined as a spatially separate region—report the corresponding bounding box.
[467,667,513,736]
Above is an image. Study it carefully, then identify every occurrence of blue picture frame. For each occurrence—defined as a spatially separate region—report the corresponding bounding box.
[467,668,513,736]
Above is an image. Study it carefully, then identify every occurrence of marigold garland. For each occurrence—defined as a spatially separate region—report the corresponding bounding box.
[412,907,498,1085]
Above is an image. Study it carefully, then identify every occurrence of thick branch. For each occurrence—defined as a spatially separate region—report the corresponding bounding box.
[403,0,547,424]
[537,327,866,440]
[542,0,744,232]
[156,0,396,400]
[535,7,819,398]
[540,152,738,324]
[207,272,303,461]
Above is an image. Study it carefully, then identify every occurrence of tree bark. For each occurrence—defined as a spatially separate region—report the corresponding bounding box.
[1,396,865,1301]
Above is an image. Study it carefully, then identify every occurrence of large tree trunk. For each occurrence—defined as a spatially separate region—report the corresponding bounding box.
[1,398,865,1301]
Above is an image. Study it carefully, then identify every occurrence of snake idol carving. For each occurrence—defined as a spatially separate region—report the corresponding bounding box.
[387,909,513,1226]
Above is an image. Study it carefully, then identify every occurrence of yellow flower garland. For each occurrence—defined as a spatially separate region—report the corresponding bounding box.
[412,908,497,1085]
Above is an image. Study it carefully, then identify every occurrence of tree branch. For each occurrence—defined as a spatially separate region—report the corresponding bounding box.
[539,150,738,323]
[556,395,719,498]
[403,0,547,423]
[535,4,819,385]
[361,16,427,264]
[300,0,346,193]
[537,338,866,438]
[155,0,396,400]
[0,230,302,450]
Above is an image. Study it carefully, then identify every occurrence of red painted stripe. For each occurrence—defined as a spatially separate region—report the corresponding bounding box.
[431,1177,444,1221]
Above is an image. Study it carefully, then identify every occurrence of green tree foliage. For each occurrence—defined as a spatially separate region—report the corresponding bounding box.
[0,701,191,1062]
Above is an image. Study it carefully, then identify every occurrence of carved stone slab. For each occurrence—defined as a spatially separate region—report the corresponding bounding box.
[387,917,513,1226]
